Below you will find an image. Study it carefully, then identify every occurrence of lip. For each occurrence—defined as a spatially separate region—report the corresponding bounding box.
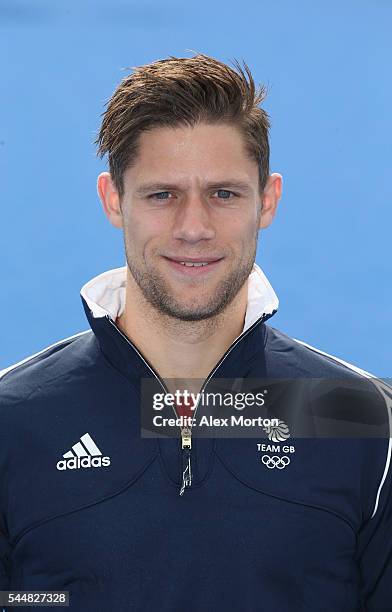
[163,255,224,276]
[164,255,224,263]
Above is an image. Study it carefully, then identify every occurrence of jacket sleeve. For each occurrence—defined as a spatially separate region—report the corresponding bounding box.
[0,395,11,605]
[357,455,392,612]
[357,380,392,611]
[357,379,392,612]
[0,525,11,587]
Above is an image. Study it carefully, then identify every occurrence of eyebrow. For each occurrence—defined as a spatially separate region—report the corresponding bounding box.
[134,180,253,197]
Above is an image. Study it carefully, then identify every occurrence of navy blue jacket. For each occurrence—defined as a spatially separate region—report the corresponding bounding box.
[1,264,391,611]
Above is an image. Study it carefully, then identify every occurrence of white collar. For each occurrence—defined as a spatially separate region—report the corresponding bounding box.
[80,262,279,333]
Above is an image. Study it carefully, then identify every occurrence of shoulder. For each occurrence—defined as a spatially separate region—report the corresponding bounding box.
[264,323,392,520]
[264,324,381,380]
[264,323,391,426]
[0,330,97,410]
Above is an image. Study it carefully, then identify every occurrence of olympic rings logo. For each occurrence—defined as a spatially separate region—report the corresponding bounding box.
[261,455,290,470]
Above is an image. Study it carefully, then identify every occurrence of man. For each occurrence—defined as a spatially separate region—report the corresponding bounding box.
[0,54,391,611]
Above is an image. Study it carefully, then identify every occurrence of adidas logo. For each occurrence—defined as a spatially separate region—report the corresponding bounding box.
[56,433,111,471]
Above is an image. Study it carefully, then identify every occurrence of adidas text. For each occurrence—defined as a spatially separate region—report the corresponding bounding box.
[56,456,111,471]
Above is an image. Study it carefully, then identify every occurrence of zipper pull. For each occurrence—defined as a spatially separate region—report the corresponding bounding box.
[179,427,192,496]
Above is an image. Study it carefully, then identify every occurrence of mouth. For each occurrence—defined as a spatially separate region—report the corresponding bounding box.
[162,256,224,276]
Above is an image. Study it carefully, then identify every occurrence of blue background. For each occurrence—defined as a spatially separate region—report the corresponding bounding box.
[1,0,391,377]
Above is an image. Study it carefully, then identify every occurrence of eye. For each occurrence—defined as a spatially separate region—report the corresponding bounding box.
[214,189,236,199]
[149,191,172,200]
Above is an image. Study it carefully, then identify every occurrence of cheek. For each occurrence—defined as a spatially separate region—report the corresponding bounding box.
[125,213,168,254]
[225,215,258,242]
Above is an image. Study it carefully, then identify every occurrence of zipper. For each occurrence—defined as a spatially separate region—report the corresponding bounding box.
[106,312,269,495]
[179,427,192,496]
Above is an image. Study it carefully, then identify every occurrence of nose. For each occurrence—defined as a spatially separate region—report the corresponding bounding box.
[172,193,216,243]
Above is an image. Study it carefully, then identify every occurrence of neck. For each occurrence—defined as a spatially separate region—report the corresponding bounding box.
[116,267,249,384]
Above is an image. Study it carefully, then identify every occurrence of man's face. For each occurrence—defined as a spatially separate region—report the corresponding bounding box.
[114,123,271,321]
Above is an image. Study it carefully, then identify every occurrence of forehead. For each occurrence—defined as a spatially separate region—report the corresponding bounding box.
[124,122,259,185]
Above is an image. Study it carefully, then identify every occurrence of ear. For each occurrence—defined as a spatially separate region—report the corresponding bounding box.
[259,173,283,230]
[97,172,124,229]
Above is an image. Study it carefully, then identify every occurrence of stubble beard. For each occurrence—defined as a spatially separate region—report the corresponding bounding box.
[123,236,258,323]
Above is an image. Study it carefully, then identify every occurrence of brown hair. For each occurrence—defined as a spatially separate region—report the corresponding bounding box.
[95,53,270,199]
